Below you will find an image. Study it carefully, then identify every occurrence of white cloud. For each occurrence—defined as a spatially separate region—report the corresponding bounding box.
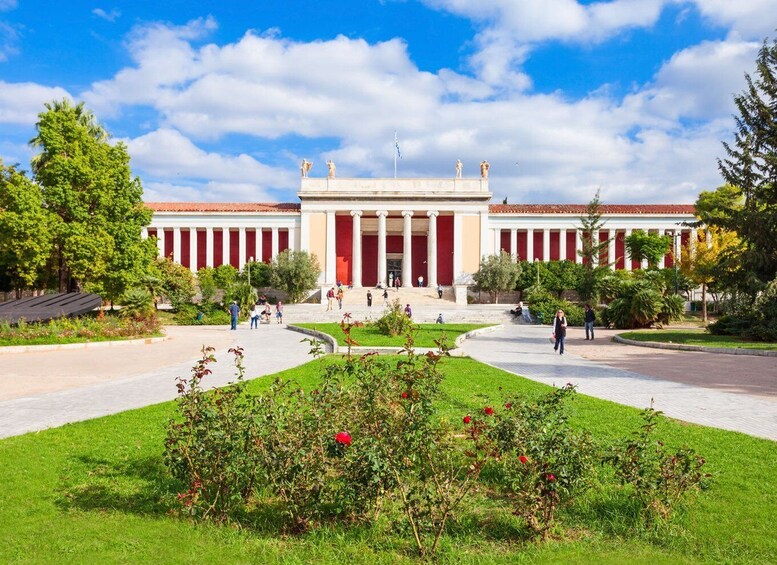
[0,0,17,11]
[0,81,72,124]
[3,9,757,205]
[92,8,121,22]
[125,128,294,201]
[690,0,777,38]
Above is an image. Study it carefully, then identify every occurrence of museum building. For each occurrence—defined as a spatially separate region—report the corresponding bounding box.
[145,173,697,292]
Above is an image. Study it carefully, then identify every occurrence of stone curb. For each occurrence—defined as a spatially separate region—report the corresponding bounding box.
[613,334,777,357]
[286,324,502,357]
[0,335,169,355]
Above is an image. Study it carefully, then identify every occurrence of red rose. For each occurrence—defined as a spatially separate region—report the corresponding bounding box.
[519,455,528,464]
[504,402,512,410]
[335,431,352,446]
[463,415,472,424]
[484,406,494,416]
[546,473,555,482]
[401,391,409,399]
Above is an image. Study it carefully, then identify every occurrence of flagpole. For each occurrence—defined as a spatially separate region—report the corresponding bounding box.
[394,131,397,179]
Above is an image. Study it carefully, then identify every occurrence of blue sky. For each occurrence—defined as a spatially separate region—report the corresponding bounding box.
[0,0,773,204]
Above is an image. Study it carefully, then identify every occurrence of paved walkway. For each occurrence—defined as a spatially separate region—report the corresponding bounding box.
[0,324,313,439]
[460,325,777,441]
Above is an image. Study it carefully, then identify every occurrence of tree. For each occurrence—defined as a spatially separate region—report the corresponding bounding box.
[576,191,610,302]
[717,37,777,286]
[269,250,320,303]
[693,184,743,227]
[473,251,522,303]
[149,257,196,310]
[625,231,671,269]
[681,227,740,323]
[543,260,584,298]
[29,99,152,297]
[0,163,55,295]
[240,260,272,289]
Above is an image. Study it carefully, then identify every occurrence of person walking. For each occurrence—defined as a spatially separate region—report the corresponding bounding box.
[417,275,424,287]
[437,283,443,299]
[249,303,258,329]
[584,304,596,340]
[276,301,284,324]
[553,309,567,355]
[366,290,373,307]
[326,288,335,311]
[383,288,389,306]
[228,300,240,330]
[337,287,344,309]
[404,303,412,319]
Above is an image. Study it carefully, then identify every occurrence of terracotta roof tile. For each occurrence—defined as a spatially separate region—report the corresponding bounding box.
[488,204,696,215]
[146,202,301,213]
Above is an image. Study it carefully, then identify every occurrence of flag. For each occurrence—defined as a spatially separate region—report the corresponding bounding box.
[394,132,402,159]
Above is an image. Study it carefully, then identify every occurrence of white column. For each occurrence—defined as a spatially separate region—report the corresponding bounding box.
[156,228,165,258]
[326,212,336,284]
[255,228,263,263]
[559,229,567,262]
[427,211,438,287]
[189,229,197,273]
[608,230,616,270]
[625,228,633,271]
[659,230,668,269]
[238,227,247,270]
[542,229,550,262]
[591,229,599,266]
[141,227,148,239]
[351,211,362,287]
[206,227,214,267]
[494,229,501,254]
[222,228,230,267]
[526,228,535,262]
[510,229,518,261]
[288,226,297,252]
[271,227,279,259]
[575,229,582,264]
[299,212,310,252]
[377,210,388,287]
[172,227,182,264]
[402,211,413,287]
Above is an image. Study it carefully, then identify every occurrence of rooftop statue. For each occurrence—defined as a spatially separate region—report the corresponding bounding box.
[327,159,336,179]
[480,160,490,179]
[301,159,312,178]
[455,159,462,178]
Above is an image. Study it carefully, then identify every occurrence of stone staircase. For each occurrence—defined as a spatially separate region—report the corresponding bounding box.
[285,290,517,325]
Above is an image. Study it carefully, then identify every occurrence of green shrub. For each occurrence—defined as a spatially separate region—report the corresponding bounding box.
[373,299,414,336]
[165,347,259,522]
[120,288,154,318]
[530,296,584,326]
[606,407,710,525]
[487,385,597,538]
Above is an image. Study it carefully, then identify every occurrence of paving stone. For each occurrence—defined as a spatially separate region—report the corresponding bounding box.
[460,325,777,441]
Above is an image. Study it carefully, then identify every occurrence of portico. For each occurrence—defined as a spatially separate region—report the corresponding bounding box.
[298,177,491,288]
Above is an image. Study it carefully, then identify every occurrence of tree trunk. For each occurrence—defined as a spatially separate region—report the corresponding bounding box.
[702,283,707,324]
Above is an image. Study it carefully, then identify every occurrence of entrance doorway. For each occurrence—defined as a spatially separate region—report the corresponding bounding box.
[387,258,402,286]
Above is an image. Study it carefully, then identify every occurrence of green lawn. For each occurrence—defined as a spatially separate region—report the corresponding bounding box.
[1,356,775,563]
[619,329,777,350]
[294,323,492,347]
[0,332,163,347]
